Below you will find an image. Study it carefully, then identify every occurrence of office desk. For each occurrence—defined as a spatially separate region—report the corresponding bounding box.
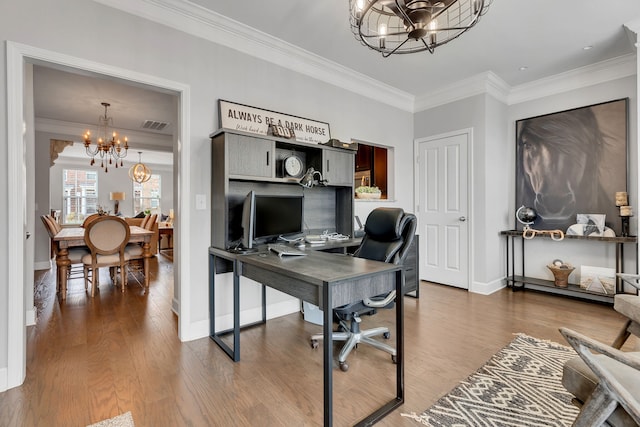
[208,246,404,427]
[54,226,154,299]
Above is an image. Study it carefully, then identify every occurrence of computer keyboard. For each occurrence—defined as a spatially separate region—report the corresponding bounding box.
[268,244,307,257]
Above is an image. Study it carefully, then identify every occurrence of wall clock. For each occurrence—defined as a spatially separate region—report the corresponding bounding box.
[284,155,304,178]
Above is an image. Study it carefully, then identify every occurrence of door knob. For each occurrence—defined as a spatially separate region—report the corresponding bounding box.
[26,231,31,239]
[459,216,466,222]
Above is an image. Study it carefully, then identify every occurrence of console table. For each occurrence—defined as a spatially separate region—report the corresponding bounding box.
[501,230,638,303]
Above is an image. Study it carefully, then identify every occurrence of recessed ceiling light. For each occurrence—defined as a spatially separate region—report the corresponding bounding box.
[519,66,528,71]
[583,45,593,50]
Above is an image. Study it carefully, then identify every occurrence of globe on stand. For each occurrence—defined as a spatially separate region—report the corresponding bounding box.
[516,206,537,229]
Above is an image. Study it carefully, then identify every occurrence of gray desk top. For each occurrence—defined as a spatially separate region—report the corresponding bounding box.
[209,246,401,308]
[241,249,400,286]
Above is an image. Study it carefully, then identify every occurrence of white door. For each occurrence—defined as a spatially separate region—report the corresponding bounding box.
[417,131,469,289]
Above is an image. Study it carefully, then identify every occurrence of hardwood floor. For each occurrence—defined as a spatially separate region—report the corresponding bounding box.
[0,255,636,426]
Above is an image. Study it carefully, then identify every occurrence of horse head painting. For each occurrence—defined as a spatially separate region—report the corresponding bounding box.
[516,99,627,232]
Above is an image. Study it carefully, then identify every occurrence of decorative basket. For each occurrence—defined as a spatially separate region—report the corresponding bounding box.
[547,264,575,288]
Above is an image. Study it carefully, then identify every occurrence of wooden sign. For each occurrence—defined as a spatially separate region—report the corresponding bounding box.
[218,100,331,144]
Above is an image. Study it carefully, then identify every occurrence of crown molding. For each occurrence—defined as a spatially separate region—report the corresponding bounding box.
[414,71,511,112]
[507,54,637,105]
[92,0,415,112]
[624,18,640,35]
[92,1,636,113]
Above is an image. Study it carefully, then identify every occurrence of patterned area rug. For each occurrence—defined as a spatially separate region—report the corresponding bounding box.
[402,334,580,426]
[87,412,135,427]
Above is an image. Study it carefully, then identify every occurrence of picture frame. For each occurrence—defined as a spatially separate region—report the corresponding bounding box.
[515,98,628,232]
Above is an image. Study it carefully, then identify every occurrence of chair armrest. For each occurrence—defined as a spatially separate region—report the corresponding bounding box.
[364,290,396,308]
[617,273,640,291]
[560,327,640,371]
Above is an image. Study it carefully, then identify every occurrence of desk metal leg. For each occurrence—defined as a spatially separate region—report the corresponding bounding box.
[355,269,405,426]
[209,254,267,363]
[209,254,241,362]
[323,281,333,427]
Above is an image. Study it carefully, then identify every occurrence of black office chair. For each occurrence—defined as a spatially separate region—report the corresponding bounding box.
[310,207,417,371]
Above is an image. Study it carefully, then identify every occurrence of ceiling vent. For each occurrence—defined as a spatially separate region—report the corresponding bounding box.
[141,120,169,131]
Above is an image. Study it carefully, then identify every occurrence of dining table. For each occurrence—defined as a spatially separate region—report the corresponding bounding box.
[53,225,154,299]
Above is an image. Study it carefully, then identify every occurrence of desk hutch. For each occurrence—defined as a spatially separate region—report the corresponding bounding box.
[210,129,355,260]
[209,129,419,294]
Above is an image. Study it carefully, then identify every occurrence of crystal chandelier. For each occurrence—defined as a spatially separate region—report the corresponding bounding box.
[82,102,129,172]
[129,151,152,183]
[349,0,491,57]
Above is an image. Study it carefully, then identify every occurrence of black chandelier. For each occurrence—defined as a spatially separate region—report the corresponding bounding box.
[349,0,491,57]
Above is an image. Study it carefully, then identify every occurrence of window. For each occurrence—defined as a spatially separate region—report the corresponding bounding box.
[63,169,98,224]
[133,174,161,215]
[354,141,391,200]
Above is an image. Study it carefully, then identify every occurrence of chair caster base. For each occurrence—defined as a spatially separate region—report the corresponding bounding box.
[339,362,349,372]
[310,339,319,349]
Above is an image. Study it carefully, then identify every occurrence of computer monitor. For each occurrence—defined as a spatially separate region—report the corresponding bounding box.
[241,191,304,248]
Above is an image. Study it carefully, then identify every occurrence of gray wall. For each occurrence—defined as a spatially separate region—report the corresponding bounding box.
[414,76,637,292]
[0,0,414,382]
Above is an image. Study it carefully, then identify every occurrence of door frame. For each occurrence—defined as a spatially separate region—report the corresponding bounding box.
[6,41,192,389]
[413,128,474,290]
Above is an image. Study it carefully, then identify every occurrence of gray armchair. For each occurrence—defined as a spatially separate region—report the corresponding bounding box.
[612,274,640,349]
[560,327,640,427]
[310,207,417,372]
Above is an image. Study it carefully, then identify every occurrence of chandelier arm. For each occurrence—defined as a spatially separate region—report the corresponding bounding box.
[420,37,435,54]
[381,37,412,57]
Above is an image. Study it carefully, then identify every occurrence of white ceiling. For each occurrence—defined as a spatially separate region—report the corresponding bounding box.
[188,0,640,95]
[35,0,640,164]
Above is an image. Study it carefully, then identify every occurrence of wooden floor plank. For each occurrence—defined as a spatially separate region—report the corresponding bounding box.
[0,255,636,426]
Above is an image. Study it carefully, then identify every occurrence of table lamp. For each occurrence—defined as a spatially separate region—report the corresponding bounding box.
[109,191,125,215]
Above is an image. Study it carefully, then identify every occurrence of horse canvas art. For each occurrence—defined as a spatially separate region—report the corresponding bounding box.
[516,99,628,233]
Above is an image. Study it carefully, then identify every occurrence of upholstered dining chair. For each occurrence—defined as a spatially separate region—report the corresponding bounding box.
[123,213,156,286]
[560,327,640,427]
[82,215,130,297]
[40,215,89,289]
[310,207,417,372]
[82,213,100,228]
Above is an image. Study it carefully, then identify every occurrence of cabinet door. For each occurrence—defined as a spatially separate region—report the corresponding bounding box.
[228,134,274,178]
[323,150,354,187]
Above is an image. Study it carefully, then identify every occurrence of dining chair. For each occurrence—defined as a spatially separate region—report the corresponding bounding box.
[40,215,89,291]
[82,213,100,228]
[82,215,131,296]
[125,214,157,282]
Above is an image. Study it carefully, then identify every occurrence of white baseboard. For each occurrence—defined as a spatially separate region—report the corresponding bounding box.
[26,306,36,326]
[171,297,179,316]
[183,299,301,342]
[0,367,7,392]
[470,278,506,295]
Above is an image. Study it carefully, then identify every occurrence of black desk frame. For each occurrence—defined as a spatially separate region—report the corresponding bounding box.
[209,246,404,427]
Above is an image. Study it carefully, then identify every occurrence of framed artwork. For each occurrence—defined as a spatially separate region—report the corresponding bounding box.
[515,98,628,232]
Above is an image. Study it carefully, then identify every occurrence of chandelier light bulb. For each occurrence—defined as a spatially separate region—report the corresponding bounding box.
[349,0,491,57]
